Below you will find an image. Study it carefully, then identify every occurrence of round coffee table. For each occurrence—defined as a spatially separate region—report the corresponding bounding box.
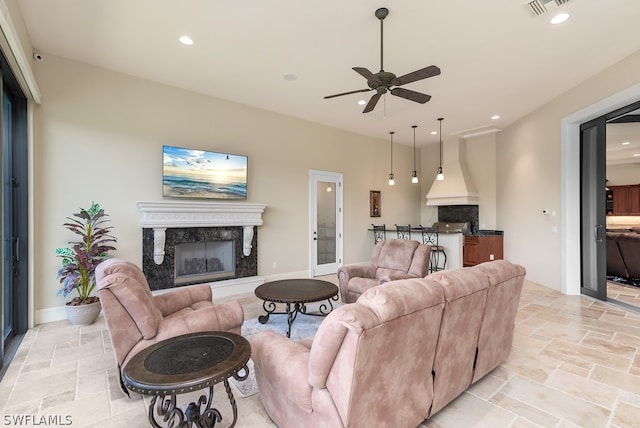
[254,278,339,338]
[122,331,250,428]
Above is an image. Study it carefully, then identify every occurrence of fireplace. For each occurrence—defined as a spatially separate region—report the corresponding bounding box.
[138,201,266,293]
[175,240,235,284]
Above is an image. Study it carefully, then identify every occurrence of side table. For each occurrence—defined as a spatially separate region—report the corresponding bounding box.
[122,331,250,428]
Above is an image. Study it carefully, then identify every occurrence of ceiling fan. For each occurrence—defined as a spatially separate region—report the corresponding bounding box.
[324,7,441,113]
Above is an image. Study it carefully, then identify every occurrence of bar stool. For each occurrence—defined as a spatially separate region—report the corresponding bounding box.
[395,224,412,240]
[420,225,447,272]
[372,224,386,244]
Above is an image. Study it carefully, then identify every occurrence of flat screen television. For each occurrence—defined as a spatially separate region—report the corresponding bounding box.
[163,145,248,200]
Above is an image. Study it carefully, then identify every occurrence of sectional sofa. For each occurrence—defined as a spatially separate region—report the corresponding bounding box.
[606,231,640,280]
[251,259,526,428]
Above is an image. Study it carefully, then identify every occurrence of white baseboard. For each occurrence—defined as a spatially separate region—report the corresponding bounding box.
[35,276,266,325]
[35,306,71,325]
[262,270,313,282]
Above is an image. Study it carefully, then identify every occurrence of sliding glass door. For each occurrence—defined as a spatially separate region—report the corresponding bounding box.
[0,50,28,377]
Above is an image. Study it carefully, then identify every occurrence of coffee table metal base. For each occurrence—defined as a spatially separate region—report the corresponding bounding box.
[258,296,338,338]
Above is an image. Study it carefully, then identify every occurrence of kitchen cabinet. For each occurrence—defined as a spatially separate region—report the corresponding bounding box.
[609,185,640,215]
[463,235,504,267]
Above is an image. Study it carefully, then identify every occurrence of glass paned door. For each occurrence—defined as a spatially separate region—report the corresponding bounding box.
[310,171,342,276]
[580,117,607,300]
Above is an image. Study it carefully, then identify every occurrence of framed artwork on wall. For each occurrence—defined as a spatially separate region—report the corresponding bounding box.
[163,145,248,200]
[370,190,381,217]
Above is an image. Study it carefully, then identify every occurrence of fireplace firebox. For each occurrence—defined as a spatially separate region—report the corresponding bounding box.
[174,240,235,285]
[142,226,256,291]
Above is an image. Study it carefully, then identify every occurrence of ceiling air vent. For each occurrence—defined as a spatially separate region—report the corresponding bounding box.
[525,0,570,17]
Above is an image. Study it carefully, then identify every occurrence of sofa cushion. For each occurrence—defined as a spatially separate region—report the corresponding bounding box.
[426,267,490,415]
[471,260,526,382]
[617,233,640,278]
[309,278,445,427]
[374,239,420,273]
[345,277,380,297]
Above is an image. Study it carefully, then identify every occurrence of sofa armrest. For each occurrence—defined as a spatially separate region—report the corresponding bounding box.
[153,284,213,317]
[338,264,376,282]
[379,273,418,283]
[251,331,313,413]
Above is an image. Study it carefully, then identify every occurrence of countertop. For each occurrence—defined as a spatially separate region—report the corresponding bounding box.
[471,230,504,236]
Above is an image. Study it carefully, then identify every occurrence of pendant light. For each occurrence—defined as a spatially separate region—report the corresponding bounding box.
[436,117,444,181]
[411,125,418,184]
[388,131,395,186]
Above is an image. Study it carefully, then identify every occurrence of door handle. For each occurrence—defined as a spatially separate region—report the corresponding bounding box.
[594,225,603,243]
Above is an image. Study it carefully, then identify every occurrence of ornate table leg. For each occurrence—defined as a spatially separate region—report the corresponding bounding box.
[149,386,228,428]
[223,379,239,428]
[149,395,184,428]
[258,300,277,324]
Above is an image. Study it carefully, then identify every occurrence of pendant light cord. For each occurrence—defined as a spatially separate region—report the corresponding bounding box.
[412,125,417,170]
[390,131,394,173]
[438,118,443,169]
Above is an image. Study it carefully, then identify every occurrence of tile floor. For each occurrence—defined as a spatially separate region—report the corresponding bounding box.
[1,278,639,428]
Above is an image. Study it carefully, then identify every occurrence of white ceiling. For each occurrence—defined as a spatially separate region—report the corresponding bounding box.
[17,0,640,147]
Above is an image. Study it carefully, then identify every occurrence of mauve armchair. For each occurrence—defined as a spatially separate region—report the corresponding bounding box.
[95,258,244,395]
[337,238,431,303]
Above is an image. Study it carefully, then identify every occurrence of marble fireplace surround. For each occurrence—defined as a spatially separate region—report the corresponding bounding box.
[137,201,267,297]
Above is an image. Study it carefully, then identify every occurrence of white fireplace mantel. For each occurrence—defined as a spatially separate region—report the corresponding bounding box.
[137,201,266,263]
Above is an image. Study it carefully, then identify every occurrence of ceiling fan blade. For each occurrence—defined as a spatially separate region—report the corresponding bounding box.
[394,65,441,86]
[363,93,382,113]
[353,67,375,80]
[324,88,372,99]
[390,87,431,104]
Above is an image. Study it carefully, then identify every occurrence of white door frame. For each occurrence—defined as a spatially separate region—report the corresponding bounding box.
[561,81,640,295]
[309,170,343,277]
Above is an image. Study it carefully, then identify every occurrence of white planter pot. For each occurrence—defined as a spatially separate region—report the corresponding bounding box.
[65,300,101,325]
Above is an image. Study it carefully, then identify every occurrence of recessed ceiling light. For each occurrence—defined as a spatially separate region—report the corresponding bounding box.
[550,13,570,25]
[634,153,640,157]
[491,115,500,120]
[357,100,366,106]
[283,73,297,81]
[179,35,194,45]
[622,141,631,145]
[431,131,438,135]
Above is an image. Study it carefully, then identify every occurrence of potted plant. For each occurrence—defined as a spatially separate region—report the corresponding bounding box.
[56,202,117,325]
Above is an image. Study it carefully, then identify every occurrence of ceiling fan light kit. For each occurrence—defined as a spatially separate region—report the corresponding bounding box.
[324,7,441,114]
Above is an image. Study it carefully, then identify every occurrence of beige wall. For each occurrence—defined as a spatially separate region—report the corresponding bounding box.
[465,134,497,230]
[497,49,640,289]
[607,164,640,186]
[32,55,427,314]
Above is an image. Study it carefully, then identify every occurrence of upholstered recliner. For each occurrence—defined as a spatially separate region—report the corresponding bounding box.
[252,277,447,428]
[95,258,244,394]
[337,238,431,303]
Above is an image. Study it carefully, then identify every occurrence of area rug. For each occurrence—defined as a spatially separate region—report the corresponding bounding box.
[229,305,337,398]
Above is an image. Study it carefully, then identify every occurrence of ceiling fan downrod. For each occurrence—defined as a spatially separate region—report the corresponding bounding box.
[376,8,389,72]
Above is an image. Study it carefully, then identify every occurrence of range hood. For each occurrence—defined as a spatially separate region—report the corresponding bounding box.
[426,138,479,206]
